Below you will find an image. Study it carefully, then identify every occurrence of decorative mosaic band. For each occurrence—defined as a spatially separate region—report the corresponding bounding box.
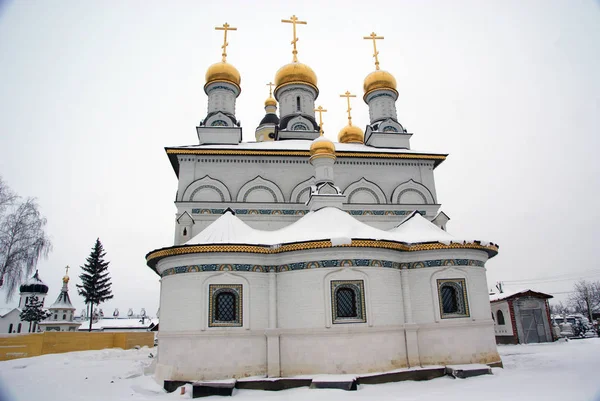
[190,208,427,216]
[161,258,485,277]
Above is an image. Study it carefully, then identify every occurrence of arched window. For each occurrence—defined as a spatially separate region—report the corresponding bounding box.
[331,280,366,324]
[441,286,459,314]
[497,310,505,325]
[17,323,21,333]
[182,227,187,236]
[437,279,469,319]
[62,314,66,320]
[209,284,242,327]
[336,288,357,318]
[8,323,13,333]
[215,292,236,322]
[296,96,301,112]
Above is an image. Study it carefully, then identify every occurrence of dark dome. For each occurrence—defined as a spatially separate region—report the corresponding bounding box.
[259,113,280,125]
[19,271,48,294]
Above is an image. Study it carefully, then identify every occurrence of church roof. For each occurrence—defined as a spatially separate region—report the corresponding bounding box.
[490,289,553,302]
[165,140,447,177]
[185,207,490,248]
[259,113,280,125]
[48,289,75,310]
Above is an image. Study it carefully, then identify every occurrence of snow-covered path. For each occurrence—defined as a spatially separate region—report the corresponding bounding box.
[1,339,599,401]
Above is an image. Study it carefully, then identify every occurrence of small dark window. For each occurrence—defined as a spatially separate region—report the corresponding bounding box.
[54,314,57,319]
[17,323,21,333]
[8,323,13,333]
[336,288,357,318]
[215,291,236,322]
[497,310,505,325]
[441,286,459,314]
[296,96,301,112]
[62,314,66,320]
[182,227,187,236]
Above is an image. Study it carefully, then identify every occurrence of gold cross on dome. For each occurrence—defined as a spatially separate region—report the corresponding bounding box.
[215,23,238,62]
[314,105,327,135]
[282,15,307,62]
[363,32,384,70]
[340,91,357,126]
[65,265,70,276]
[266,82,275,97]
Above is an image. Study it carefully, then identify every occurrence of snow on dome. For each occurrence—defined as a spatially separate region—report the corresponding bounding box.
[388,211,455,243]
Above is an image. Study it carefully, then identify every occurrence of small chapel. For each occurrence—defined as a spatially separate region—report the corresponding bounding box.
[146,16,501,382]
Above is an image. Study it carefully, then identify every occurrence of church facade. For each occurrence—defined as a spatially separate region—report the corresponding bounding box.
[146,18,500,382]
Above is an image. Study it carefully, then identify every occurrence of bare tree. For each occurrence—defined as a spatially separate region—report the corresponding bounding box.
[0,177,51,300]
[549,301,570,315]
[568,280,600,322]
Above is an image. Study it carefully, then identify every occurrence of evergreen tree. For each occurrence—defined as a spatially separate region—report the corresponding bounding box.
[76,238,113,331]
[19,295,50,333]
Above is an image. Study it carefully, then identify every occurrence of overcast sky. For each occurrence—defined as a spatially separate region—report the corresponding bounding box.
[1,0,599,315]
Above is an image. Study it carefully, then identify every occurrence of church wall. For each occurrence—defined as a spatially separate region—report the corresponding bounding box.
[490,300,514,336]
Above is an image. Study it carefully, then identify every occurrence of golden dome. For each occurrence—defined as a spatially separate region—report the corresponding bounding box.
[275,62,318,91]
[205,61,241,89]
[62,275,69,284]
[338,124,364,144]
[265,96,277,107]
[310,136,336,158]
[363,70,397,97]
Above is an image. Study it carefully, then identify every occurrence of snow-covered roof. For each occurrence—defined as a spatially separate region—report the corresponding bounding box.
[168,140,446,155]
[186,207,484,247]
[23,273,46,286]
[490,289,553,302]
[48,289,75,310]
[0,307,19,318]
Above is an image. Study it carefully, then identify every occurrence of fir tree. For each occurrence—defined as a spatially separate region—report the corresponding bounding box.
[20,295,50,333]
[76,238,113,331]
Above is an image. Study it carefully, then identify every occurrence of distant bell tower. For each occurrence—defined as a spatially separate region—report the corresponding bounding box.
[362,32,411,149]
[273,15,320,140]
[197,23,242,145]
[19,270,48,310]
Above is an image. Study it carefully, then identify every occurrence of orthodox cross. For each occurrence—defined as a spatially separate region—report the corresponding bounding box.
[340,91,357,126]
[266,82,275,97]
[65,265,70,276]
[282,15,307,62]
[314,106,327,135]
[215,23,237,62]
[363,32,384,70]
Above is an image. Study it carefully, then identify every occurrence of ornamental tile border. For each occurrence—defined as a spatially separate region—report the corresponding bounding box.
[161,258,485,277]
[190,208,427,216]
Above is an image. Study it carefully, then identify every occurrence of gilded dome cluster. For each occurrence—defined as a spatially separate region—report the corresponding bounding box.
[363,70,397,97]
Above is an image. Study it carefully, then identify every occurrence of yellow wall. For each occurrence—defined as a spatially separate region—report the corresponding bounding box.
[0,331,154,361]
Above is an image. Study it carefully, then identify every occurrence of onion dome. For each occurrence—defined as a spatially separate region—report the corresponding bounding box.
[338,124,364,144]
[264,96,277,107]
[275,62,318,91]
[62,275,70,284]
[310,136,336,158]
[205,61,241,90]
[19,270,48,294]
[363,70,397,97]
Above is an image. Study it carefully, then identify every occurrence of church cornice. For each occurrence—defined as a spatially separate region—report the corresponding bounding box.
[145,239,498,272]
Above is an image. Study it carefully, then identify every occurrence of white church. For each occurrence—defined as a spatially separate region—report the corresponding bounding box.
[146,17,501,382]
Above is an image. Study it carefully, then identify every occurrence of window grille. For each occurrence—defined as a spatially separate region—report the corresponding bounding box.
[331,280,366,324]
[209,284,242,327]
[437,279,470,319]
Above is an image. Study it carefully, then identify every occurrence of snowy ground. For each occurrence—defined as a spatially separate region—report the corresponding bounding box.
[1,339,599,401]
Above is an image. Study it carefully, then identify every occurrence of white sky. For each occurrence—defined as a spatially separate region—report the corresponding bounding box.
[0,0,599,314]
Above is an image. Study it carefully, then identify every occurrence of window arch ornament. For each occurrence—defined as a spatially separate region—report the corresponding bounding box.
[211,119,228,127]
[331,280,366,324]
[236,176,285,203]
[436,278,469,319]
[291,122,309,131]
[391,179,435,205]
[496,310,506,325]
[343,178,387,204]
[208,284,242,327]
[290,176,316,204]
[182,175,232,202]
